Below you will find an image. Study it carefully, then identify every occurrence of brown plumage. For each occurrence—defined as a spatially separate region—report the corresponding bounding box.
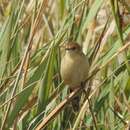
[65,42,81,51]
[60,41,89,89]
[60,41,89,111]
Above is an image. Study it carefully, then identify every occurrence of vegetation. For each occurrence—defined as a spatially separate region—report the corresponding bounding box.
[0,0,130,129]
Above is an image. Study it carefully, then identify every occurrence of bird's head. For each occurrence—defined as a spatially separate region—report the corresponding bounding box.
[64,42,82,56]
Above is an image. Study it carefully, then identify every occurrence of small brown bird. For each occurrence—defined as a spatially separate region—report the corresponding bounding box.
[60,41,89,89]
[60,41,89,111]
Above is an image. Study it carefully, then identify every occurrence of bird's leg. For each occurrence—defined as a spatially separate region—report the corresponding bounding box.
[81,81,91,98]
[81,82,88,96]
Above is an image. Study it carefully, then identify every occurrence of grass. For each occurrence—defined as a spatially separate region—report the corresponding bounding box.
[0,0,130,130]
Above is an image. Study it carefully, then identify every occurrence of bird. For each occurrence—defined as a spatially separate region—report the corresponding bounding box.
[60,41,89,110]
[60,41,89,89]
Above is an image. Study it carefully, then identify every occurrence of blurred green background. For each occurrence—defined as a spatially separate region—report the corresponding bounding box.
[0,0,130,130]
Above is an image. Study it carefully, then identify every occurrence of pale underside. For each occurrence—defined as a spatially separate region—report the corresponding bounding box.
[60,52,89,89]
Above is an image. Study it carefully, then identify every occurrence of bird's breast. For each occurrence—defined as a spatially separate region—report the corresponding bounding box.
[60,55,89,88]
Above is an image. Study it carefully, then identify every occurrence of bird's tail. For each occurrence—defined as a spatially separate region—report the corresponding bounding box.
[70,88,82,112]
[71,94,81,111]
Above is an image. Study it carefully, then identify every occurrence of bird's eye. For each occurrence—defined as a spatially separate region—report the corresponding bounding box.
[71,47,76,50]
[66,47,76,50]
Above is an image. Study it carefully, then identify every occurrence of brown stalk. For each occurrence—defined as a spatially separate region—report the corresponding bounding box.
[35,41,130,130]
[35,88,80,130]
